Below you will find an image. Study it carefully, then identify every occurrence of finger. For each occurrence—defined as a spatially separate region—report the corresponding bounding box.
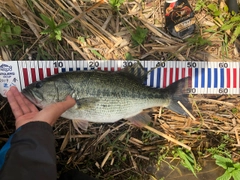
[7,87,24,119]
[11,87,32,114]
[20,93,39,112]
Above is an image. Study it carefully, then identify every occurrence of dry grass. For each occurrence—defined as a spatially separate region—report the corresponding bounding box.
[1,0,240,179]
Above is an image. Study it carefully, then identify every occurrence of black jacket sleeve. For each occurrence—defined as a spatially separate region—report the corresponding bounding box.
[0,121,57,180]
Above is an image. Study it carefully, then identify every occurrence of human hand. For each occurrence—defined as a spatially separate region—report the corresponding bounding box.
[7,86,75,129]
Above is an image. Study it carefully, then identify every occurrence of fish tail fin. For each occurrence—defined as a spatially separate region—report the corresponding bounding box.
[166,77,192,116]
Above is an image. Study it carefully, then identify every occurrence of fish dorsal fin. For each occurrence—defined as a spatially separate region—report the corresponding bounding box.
[120,61,148,83]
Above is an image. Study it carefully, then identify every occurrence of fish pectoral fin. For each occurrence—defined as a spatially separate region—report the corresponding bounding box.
[72,119,89,132]
[76,97,99,109]
[127,112,151,128]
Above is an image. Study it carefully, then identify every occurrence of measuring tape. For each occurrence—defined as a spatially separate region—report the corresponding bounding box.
[0,60,239,97]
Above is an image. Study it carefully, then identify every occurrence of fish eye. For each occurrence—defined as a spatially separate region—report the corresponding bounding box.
[35,82,43,88]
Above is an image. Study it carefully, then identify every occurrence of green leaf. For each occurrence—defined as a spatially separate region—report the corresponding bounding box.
[216,170,232,180]
[233,162,240,169]
[207,3,218,12]
[230,25,240,44]
[0,40,20,46]
[221,23,234,31]
[109,0,124,10]
[13,26,21,36]
[223,4,229,13]
[78,36,85,43]
[213,10,221,17]
[55,22,69,30]
[232,169,240,180]
[91,49,106,60]
[0,17,4,25]
[229,16,240,23]
[54,30,62,40]
[194,0,205,11]
[40,29,52,34]
[125,52,133,60]
[214,155,233,169]
[226,167,235,173]
[1,31,9,41]
[131,27,148,46]
[175,148,197,177]
[4,25,12,39]
[40,14,56,29]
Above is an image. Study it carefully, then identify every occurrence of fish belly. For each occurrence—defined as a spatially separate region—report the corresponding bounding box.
[61,97,161,123]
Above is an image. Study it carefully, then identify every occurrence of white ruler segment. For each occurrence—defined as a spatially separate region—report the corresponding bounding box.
[0,60,239,97]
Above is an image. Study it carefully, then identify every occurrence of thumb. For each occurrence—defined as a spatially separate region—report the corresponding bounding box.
[48,95,76,119]
[35,96,76,126]
[58,95,76,112]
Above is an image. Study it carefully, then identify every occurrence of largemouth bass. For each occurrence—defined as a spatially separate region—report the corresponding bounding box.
[22,67,192,131]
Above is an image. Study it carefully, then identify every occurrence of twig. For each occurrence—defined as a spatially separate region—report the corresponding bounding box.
[235,128,240,145]
[67,0,104,24]
[177,101,196,121]
[101,150,112,168]
[191,98,234,106]
[143,125,191,151]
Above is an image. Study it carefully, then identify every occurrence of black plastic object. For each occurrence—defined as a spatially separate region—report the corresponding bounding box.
[225,0,239,14]
[164,0,195,39]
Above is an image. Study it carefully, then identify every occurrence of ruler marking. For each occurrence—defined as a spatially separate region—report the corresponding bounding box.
[214,68,217,88]
[171,61,176,83]
[208,68,211,88]
[169,68,173,84]
[39,68,44,80]
[19,61,26,89]
[220,68,224,88]
[227,68,230,88]
[182,68,185,78]
[54,68,58,74]
[47,68,51,76]
[150,68,154,87]
[163,68,167,88]
[188,68,192,77]
[194,68,198,88]
[111,66,114,72]
[156,68,161,88]
[143,67,147,86]
[23,68,29,87]
[175,68,179,81]
[233,68,237,88]
[145,61,151,86]
[201,68,204,88]
[107,61,111,71]
[31,68,36,82]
